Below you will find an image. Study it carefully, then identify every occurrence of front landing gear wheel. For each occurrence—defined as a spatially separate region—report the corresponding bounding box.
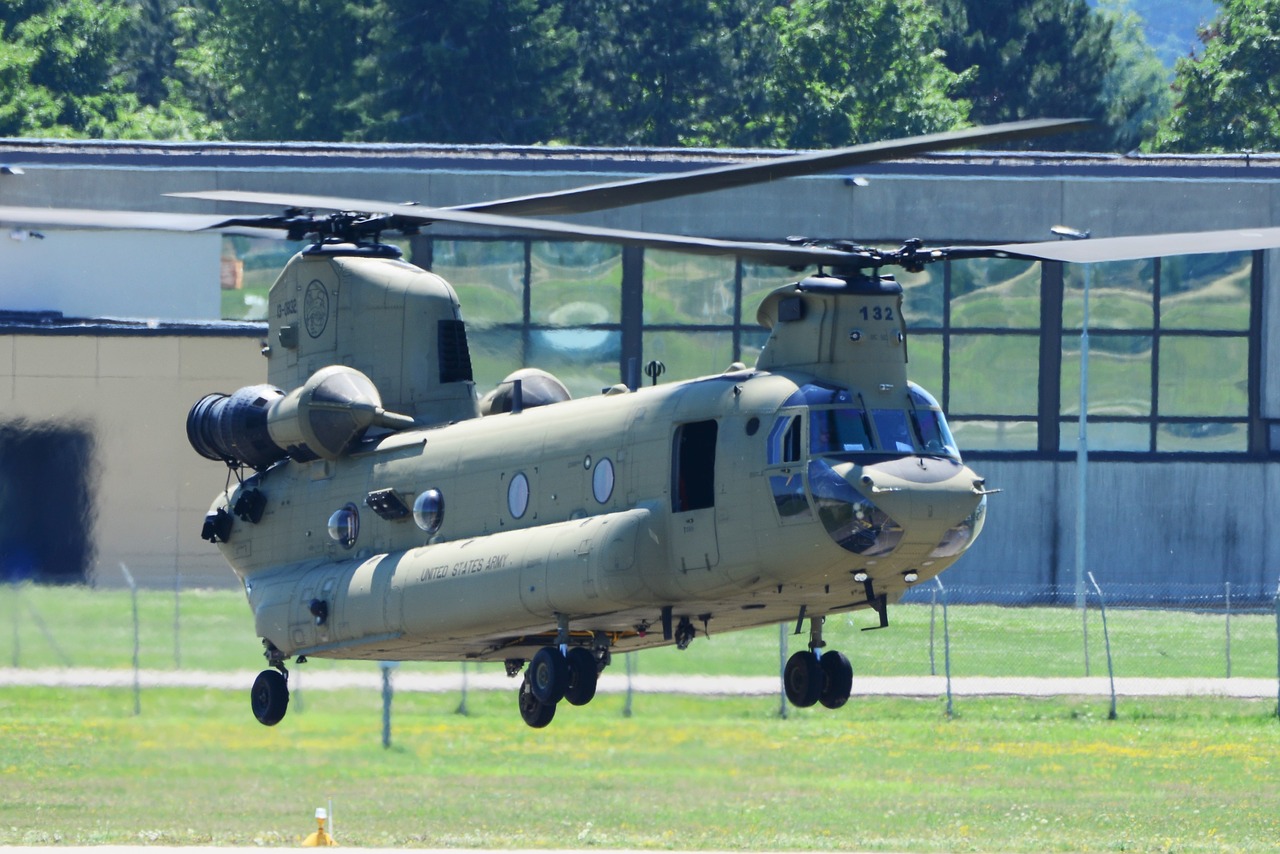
[784,650,824,708]
[819,650,853,709]
[251,669,289,726]
[518,674,556,728]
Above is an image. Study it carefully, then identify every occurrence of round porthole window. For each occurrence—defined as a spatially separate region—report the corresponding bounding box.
[413,488,444,534]
[327,503,360,549]
[592,458,615,504]
[508,472,530,519]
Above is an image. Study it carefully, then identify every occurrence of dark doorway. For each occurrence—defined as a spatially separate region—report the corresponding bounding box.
[671,420,718,512]
[0,420,96,584]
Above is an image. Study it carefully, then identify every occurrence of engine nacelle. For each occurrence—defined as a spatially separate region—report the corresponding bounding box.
[187,366,415,469]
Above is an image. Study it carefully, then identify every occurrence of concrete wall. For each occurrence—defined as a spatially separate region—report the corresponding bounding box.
[947,460,1280,602]
[0,331,263,588]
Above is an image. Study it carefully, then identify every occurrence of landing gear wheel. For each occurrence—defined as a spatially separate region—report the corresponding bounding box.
[784,650,824,708]
[518,674,556,728]
[529,647,569,705]
[564,646,599,706]
[250,669,289,726]
[819,650,853,710]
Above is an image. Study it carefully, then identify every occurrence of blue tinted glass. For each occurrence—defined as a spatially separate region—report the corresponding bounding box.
[912,409,960,459]
[811,407,873,453]
[873,410,914,453]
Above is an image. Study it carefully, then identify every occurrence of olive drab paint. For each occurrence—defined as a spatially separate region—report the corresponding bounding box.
[193,244,989,726]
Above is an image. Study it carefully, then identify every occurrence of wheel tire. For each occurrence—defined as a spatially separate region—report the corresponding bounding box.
[529,647,569,705]
[250,669,289,726]
[819,650,853,710]
[518,676,556,728]
[784,650,824,708]
[564,647,599,707]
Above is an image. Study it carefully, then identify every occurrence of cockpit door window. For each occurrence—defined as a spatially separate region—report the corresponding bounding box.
[766,414,803,465]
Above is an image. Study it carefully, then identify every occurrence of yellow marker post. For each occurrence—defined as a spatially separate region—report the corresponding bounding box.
[302,807,337,847]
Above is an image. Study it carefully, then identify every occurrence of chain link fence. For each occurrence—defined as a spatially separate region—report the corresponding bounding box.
[4,578,1279,721]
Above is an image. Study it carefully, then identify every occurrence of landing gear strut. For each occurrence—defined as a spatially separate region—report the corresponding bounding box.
[514,633,607,727]
[782,615,853,711]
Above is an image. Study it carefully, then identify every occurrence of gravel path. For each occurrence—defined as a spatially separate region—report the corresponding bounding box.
[2,666,1275,699]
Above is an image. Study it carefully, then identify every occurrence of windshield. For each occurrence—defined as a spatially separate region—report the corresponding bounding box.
[779,381,961,461]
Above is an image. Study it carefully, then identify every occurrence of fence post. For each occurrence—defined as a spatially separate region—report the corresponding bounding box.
[173,573,182,670]
[778,622,789,719]
[119,563,141,716]
[1082,591,1091,677]
[934,577,953,718]
[928,587,938,676]
[380,662,397,749]
[1273,580,1280,720]
[1225,581,1232,679]
[623,652,635,718]
[1087,572,1117,720]
[456,662,469,716]
[9,582,18,668]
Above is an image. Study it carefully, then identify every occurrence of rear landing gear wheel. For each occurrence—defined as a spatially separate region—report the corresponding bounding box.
[819,650,853,709]
[529,647,569,705]
[564,646,599,706]
[251,669,289,726]
[784,650,823,708]
[518,673,556,728]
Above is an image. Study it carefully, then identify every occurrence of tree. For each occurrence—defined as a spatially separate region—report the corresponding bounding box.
[558,0,767,147]
[349,0,577,144]
[935,0,1118,149]
[764,0,970,149]
[1150,0,1280,153]
[1098,0,1174,152]
[179,0,366,141]
[0,0,208,138]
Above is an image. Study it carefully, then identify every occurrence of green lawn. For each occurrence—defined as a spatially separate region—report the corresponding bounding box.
[3,584,1276,681]
[0,686,1276,851]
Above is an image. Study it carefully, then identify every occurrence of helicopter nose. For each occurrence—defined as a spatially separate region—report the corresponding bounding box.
[859,456,988,556]
[808,457,988,559]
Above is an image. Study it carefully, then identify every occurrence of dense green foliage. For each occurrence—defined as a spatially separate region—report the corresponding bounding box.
[1153,0,1280,152]
[5,0,1279,153]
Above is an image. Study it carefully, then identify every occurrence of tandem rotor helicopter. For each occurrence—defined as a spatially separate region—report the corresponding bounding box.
[7,118,1280,728]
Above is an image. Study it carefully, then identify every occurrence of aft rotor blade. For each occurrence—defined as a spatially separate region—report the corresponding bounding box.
[457,119,1093,217]
[984,227,1280,264]
[169,190,863,266]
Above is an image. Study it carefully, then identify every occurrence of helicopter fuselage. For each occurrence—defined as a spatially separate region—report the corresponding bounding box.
[190,244,988,725]
[216,359,986,665]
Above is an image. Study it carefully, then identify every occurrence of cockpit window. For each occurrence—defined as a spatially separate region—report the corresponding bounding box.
[811,406,873,454]
[912,408,960,458]
[908,381,960,459]
[777,380,961,461]
[767,415,803,464]
[872,409,914,453]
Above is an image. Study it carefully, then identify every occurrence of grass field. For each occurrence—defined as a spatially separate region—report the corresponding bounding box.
[4,585,1280,850]
[1,686,1277,851]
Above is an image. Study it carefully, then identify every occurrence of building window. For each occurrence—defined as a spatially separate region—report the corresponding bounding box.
[420,236,1261,460]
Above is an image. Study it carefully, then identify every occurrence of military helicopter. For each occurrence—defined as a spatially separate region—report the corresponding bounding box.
[8,118,1280,728]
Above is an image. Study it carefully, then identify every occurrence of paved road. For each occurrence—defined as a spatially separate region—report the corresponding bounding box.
[1,666,1275,698]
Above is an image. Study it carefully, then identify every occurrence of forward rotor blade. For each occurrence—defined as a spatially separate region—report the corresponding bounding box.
[984,227,1280,264]
[168,190,862,266]
[457,118,1093,217]
[0,205,281,238]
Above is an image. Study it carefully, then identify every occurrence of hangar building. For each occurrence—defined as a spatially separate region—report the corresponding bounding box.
[1,137,1278,601]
